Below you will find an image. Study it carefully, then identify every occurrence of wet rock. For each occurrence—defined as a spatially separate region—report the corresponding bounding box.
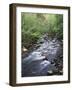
[53,69,59,75]
[59,70,63,75]
[51,61,55,64]
[43,57,48,61]
[40,41,44,44]
[35,44,40,49]
[60,55,63,58]
[47,70,53,75]
[52,39,56,43]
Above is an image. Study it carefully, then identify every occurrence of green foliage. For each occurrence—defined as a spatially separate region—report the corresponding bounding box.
[21,13,63,49]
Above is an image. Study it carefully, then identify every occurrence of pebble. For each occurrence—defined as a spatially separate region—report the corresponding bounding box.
[47,70,53,75]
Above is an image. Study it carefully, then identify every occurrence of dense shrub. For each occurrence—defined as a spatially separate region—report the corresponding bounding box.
[21,13,63,50]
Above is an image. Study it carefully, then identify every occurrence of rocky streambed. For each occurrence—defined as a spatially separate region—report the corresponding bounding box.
[22,35,63,77]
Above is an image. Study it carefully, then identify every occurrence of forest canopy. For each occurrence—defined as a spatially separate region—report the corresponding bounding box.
[21,13,63,50]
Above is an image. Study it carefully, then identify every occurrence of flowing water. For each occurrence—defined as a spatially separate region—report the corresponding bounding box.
[22,36,63,77]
